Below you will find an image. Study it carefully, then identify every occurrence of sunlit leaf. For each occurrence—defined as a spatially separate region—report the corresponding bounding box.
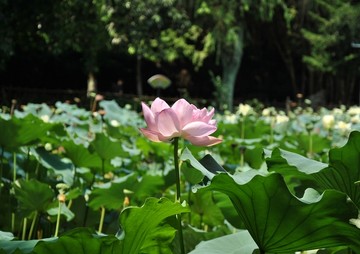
[189,230,258,254]
[265,147,328,176]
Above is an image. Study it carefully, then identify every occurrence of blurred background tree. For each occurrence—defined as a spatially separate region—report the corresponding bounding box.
[1,0,359,108]
[301,0,360,105]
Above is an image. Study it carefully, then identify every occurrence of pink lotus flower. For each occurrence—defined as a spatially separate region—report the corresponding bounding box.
[140,98,222,146]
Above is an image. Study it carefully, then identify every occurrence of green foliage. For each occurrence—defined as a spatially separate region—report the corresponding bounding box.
[118,197,189,254]
[203,170,360,253]
[1,100,360,253]
[302,0,360,74]
[14,179,54,217]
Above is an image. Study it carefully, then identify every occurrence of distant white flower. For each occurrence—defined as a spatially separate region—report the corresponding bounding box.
[125,104,132,110]
[275,115,289,124]
[262,107,276,117]
[262,108,271,117]
[332,108,343,115]
[110,120,120,127]
[351,115,360,124]
[335,121,351,133]
[40,115,50,123]
[237,104,253,117]
[224,114,238,124]
[322,115,335,130]
[44,143,52,151]
[347,106,360,116]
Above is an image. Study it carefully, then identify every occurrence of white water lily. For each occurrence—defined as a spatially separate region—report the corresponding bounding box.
[351,114,360,124]
[262,107,276,117]
[335,121,351,133]
[332,108,343,115]
[110,119,120,127]
[237,103,253,117]
[347,106,360,116]
[322,114,335,130]
[224,113,238,124]
[40,115,50,123]
[275,115,289,124]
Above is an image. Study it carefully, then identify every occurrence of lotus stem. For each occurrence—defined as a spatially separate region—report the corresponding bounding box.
[0,147,4,199]
[13,152,17,182]
[173,138,185,254]
[11,152,17,232]
[308,131,313,158]
[21,217,27,240]
[98,206,106,234]
[54,200,61,237]
[28,211,38,240]
[241,118,245,140]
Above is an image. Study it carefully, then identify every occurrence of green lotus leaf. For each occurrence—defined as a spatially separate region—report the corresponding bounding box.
[313,131,360,209]
[0,115,54,151]
[89,133,128,161]
[62,140,101,169]
[88,173,164,210]
[118,197,190,254]
[33,228,120,254]
[14,179,54,216]
[265,147,328,177]
[204,172,360,253]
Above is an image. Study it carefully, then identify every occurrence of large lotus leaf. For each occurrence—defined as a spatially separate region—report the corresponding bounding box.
[0,238,43,254]
[180,148,215,181]
[189,230,258,254]
[89,133,128,161]
[313,131,360,208]
[213,192,243,229]
[33,228,120,254]
[188,189,224,228]
[88,174,138,211]
[99,100,141,126]
[140,224,176,254]
[204,172,360,253]
[62,140,104,171]
[174,225,230,254]
[14,179,54,216]
[0,115,54,151]
[32,147,73,185]
[265,148,328,177]
[88,173,165,210]
[118,197,190,254]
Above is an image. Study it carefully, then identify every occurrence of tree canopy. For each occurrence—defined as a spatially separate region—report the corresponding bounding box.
[1,0,359,107]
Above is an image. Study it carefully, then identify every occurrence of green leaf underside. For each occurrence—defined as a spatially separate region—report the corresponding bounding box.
[180,148,215,180]
[205,172,360,252]
[266,148,328,176]
[189,230,258,254]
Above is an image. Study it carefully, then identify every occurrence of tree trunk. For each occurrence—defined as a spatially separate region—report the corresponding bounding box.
[221,26,244,111]
[136,54,143,97]
[87,72,97,97]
